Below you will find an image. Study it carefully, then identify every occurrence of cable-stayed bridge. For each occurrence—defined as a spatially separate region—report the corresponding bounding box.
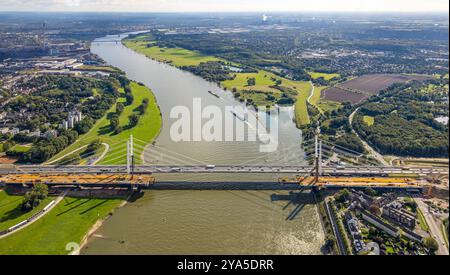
[1,130,448,190]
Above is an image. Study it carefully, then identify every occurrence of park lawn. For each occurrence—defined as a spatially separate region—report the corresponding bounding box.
[0,197,122,255]
[0,143,3,152]
[363,116,375,126]
[49,82,162,165]
[308,71,340,81]
[0,191,53,232]
[10,144,31,153]
[123,39,221,67]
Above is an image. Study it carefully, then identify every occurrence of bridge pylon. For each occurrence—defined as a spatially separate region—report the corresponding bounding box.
[314,126,321,183]
[126,135,135,176]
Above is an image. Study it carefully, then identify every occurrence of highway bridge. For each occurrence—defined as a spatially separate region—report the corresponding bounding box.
[2,164,448,177]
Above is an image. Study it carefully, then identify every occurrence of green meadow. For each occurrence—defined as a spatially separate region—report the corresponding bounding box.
[123,39,221,67]
[308,71,340,81]
[0,196,122,255]
[0,191,53,232]
[49,82,162,165]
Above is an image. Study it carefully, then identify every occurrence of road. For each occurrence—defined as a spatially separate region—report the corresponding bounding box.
[415,198,449,255]
[92,143,110,165]
[307,81,315,104]
[349,108,389,166]
[3,164,448,176]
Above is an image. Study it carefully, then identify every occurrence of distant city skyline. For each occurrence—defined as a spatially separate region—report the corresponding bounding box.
[0,0,448,13]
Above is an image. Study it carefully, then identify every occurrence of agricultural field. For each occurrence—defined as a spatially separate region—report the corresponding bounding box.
[323,74,435,105]
[123,39,221,67]
[307,86,340,114]
[322,87,368,104]
[49,82,162,165]
[338,74,433,95]
[0,196,122,255]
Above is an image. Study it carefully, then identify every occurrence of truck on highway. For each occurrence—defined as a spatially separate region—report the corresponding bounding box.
[206,165,216,169]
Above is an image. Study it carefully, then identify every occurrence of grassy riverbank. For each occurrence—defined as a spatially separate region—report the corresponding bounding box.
[124,36,313,126]
[123,39,221,67]
[0,191,53,232]
[49,82,162,165]
[0,196,122,255]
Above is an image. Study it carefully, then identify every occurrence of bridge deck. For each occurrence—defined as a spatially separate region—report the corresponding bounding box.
[0,174,155,187]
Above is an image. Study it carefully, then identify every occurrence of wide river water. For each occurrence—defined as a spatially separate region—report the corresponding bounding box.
[81,33,324,255]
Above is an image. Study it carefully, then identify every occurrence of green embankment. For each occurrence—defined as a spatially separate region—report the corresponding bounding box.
[0,197,122,255]
[0,191,53,232]
[417,208,430,232]
[49,82,162,165]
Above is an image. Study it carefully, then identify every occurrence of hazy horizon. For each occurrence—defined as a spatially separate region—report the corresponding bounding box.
[0,0,448,13]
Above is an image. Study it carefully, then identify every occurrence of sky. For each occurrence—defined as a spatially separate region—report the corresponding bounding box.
[0,0,448,13]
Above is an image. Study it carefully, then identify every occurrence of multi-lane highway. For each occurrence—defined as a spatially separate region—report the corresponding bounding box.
[2,164,448,176]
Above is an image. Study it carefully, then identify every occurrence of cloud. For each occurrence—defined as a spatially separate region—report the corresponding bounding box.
[0,0,448,12]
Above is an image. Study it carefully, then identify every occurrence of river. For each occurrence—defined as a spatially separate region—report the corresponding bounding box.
[81,33,325,255]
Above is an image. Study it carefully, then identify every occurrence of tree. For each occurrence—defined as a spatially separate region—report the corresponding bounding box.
[2,140,15,152]
[369,205,381,216]
[125,93,134,106]
[110,116,120,132]
[424,237,439,254]
[21,183,49,212]
[247,77,256,86]
[86,139,102,154]
[74,117,94,134]
[335,189,351,203]
[325,236,336,251]
[116,102,124,115]
[129,114,139,127]
[115,126,123,135]
[364,188,378,197]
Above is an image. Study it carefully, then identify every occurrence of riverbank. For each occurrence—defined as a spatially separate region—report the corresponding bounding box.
[123,35,312,127]
[49,81,162,165]
[0,195,122,255]
[75,198,129,255]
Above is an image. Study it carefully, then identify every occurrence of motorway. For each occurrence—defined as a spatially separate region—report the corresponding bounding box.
[2,165,448,176]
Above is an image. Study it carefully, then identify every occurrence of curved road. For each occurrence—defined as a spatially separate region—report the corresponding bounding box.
[349,108,389,166]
